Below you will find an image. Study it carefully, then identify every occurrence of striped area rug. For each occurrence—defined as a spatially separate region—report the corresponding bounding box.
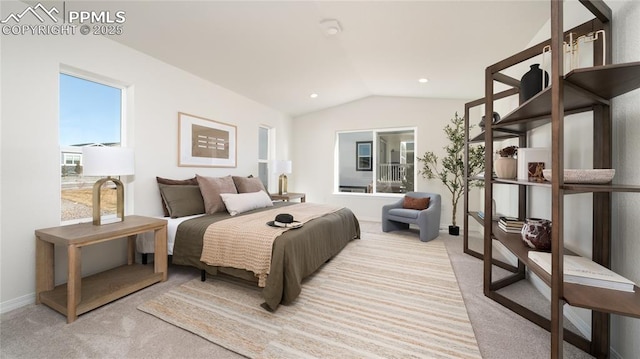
[138,232,481,358]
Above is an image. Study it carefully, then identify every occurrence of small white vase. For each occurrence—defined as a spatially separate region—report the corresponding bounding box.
[495,157,517,179]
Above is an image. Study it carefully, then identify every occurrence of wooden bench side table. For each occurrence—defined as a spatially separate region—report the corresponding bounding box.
[270,192,306,202]
[35,215,167,323]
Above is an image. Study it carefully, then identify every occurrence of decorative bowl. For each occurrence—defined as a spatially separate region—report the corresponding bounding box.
[541,169,615,184]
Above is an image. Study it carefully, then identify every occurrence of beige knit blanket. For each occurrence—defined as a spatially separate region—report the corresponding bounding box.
[200,203,343,287]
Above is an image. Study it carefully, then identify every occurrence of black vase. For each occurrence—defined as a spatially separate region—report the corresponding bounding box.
[479,112,500,128]
[519,64,549,104]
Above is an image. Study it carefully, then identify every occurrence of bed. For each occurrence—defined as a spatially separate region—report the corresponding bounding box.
[138,175,360,311]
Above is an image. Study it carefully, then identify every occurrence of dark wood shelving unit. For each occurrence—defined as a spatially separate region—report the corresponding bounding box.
[464,1,640,358]
[463,82,525,264]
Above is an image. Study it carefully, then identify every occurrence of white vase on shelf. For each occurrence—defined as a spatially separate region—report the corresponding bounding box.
[495,157,517,179]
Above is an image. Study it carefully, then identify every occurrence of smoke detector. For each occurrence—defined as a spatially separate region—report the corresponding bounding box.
[320,19,342,36]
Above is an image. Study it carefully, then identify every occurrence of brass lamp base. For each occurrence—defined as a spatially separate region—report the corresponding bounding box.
[278,174,288,195]
[92,176,125,225]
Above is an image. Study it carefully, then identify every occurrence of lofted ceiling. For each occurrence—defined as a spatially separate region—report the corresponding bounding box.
[84,1,550,116]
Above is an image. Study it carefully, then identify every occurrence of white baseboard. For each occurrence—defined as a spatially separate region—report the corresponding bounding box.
[610,347,623,359]
[1,292,35,314]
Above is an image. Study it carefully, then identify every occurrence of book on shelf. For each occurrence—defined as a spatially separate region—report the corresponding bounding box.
[499,216,524,224]
[527,252,636,292]
[497,216,524,233]
[498,222,522,234]
[499,221,524,228]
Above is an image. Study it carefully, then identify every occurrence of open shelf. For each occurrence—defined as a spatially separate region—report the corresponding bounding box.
[492,63,640,133]
[466,213,520,273]
[494,85,603,132]
[493,178,551,187]
[488,179,640,193]
[563,183,640,193]
[470,129,522,143]
[39,264,162,316]
[491,224,640,319]
[469,211,484,225]
[565,61,640,99]
[564,283,640,318]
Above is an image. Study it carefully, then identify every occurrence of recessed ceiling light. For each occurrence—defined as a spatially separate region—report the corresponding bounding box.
[310,93,318,98]
[320,19,342,36]
[418,78,429,83]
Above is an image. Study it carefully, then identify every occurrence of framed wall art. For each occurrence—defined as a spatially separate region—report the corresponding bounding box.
[178,112,237,168]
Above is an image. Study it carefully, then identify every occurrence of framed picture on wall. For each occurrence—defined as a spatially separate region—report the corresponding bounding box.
[178,112,237,167]
[356,141,373,171]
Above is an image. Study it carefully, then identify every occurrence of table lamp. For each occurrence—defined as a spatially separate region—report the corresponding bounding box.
[82,145,134,225]
[273,160,292,195]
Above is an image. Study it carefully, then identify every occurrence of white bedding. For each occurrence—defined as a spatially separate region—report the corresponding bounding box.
[135,214,205,255]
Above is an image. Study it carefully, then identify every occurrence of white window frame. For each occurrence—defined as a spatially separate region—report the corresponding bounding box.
[334,126,417,196]
[258,125,273,190]
[59,66,129,225]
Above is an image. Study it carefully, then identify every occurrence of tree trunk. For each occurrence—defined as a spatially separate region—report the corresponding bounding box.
[451,201,457,227]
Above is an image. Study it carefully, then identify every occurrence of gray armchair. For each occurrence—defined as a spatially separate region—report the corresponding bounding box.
[382,192,441,242]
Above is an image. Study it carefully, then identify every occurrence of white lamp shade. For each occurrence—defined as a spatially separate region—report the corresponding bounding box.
[272,160,292,174]
[82,146,134,176]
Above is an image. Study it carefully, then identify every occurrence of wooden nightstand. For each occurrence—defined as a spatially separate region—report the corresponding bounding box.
[270,192,306,202]
[35,215,168,323]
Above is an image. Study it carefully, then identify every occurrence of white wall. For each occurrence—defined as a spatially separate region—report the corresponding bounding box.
[0,0,291,311]
[609,1,640,358]
[291,96,472,224]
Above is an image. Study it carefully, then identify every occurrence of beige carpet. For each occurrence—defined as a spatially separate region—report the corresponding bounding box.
[138,232,482,358]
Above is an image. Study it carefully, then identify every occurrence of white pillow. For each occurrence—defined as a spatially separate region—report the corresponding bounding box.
[219,190,273,216]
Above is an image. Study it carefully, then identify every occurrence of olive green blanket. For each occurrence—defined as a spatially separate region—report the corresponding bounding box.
[171,202,360,311]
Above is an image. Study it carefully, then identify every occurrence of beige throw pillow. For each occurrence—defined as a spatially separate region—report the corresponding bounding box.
[220,191,273,216]
[196,174,238,214]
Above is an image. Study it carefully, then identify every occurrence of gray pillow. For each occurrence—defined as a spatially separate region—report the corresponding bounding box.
[196,175,238,214]
[232,175,269,196]
[158,184,205,218]
[156,176,199,216]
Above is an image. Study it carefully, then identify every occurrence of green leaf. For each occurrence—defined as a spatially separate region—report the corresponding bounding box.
[417,112,485,226]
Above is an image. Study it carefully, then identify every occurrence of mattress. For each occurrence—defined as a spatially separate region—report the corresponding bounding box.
[135,214,205,255]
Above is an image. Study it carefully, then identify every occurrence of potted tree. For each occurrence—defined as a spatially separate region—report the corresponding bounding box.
[417,112,484,235]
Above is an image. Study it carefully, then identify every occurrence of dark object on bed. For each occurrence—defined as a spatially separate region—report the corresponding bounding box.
[171,202,360,311]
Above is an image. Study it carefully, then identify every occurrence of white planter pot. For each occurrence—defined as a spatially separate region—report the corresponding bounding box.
[495,157,517,179]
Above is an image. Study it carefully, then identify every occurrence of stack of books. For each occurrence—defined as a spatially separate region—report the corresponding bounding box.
[498,216,524,234]
[528,252,636,292]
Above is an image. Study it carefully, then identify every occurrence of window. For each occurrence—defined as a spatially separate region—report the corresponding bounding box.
[59,72,125,223]
[258,126,271,189]
[63,153,81,165]
[336,128,416,194]
[356,141,373,171]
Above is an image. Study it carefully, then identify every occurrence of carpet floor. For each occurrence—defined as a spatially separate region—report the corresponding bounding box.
[138,232,482,358]
[0,221,594,358]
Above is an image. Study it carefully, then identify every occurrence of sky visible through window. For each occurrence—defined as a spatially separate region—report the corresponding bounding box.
[59,73,121,146]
